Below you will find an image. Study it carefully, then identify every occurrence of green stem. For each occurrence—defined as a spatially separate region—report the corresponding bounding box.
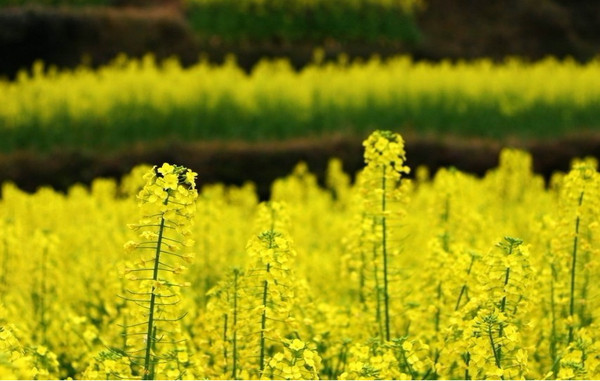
[550,263,558,372]
[579,246,591,326]
[359,245,366,305]
[371,217,384,340]
[259,208,276,375]
[422,349,439,380]
[223,313,228,374]
[122,315,128,352]
[259,262,270,374]
[333,342,348,379]
[496,242,515,368]
[499,241,514,314]
[455,285,467,312]
[569,191,584,343]
[434,195,450,333]
[232,269,239,380]
[373,240,384,340]
[496,266,511,367]
[464,352,471,380]
[441,194,450,252]
[434,282,441,332]
[1,234,9,303]
[143,198,168,380]
[500,268,510,313]
[359,214,367,305]
[40,245,48,347]
[381,166,391,342]
[149,326,157,380]
[487,324,502,372]
[455,254,476,311]
[398,343,417,379]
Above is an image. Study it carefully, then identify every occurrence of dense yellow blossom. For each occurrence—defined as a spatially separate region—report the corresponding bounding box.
[2,131,600,379]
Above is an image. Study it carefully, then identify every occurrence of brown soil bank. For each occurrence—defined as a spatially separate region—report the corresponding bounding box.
[0,6,198,78]
[1,133,599,200]
[1,0,600,77]
[414,0,600,62]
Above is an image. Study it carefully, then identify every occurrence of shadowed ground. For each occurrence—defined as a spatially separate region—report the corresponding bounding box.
[2,133,599,199]
[1,0,599,78]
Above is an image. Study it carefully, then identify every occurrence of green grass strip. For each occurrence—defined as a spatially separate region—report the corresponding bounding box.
[185,0,421,44]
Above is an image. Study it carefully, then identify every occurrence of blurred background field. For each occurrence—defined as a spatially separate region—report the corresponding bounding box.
[1,0,600,193]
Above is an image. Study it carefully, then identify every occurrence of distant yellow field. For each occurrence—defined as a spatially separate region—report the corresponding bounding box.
[2,55,600,152]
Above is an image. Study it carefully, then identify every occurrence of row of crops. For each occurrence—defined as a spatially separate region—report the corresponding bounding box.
[184,0,422,43]
[2,55,600,153]
[0,0,422,44]
[0,131,599,379]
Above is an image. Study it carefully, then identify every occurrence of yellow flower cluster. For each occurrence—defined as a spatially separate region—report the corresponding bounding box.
[363,130,410,179]
[265,338,321,380]
[0,319,58,380]
[339,338,431,380]
[199,202,322,380]
[353,130,411,342]
[3,132,600,379]
[118,163,198,379]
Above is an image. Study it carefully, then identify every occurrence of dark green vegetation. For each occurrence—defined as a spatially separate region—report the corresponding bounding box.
[1,0,421,45]
[185,0,421,44]
[0,0,110,5]
[2,0,600,79]
[2,133,600,200]
[3,86,599,154]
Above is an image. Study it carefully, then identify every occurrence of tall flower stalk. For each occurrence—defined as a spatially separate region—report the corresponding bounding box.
[203,202,314,379]
[245,202,297,377]
[122,163,198,380]
[361,130,410,341]
[466,237,533,380]
[550,161,600,350]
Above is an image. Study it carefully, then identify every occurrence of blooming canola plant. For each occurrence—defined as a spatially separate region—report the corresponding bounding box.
[0,131,599,379]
